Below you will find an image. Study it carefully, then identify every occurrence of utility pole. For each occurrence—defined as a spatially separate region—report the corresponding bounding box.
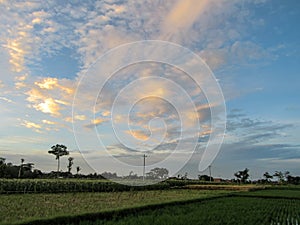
[208,165,212,182]
[143,154,148,181]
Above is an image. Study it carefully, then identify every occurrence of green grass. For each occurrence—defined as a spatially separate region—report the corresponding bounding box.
[72,197,300,225]
[238,188,300,199]
[0,189,232,225]
[0,178,225,194]
[2,184,299,225]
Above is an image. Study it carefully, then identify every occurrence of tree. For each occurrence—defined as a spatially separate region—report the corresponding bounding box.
[284,171,290,180]
[234,168,249,183]
[48,144,69,174]
[0,157,6,177]
[273,171,284,183]
[146,167,169,179]
[76,166,81,175]
[263,172,273,182]
[67,157,74,173]
[183,172,188,180]
[198,174,214,182]
[18,158,25,178]
[0,157,5,165]
[23,163,34,171]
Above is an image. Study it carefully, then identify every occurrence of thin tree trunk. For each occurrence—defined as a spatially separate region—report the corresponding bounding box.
[18,165,22,178]
[57,157,60,177]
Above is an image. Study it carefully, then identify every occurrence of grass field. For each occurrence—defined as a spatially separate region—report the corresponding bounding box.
[0,189,232,224]
[73,196,300,225]
[1,184,299,225]
[238,188,300,199]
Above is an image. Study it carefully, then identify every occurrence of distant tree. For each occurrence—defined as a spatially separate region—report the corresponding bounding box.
[0,157,6,177]
[234,171,241,183]
[234,168,249,183]
[23,163,34,171]
[128,171,138,179]
[32,169,43,178]
[22,163,34,178]
[76,166,81,175]
[0,157,6,165]
[67,157,74,173]
[101,171,118,179]
[263,172,273,182]
[198,174,214,182]
[48,144,69,174]
[183,172,188,180]
[18,158,25,178]
[146,168,169,179]
[286,175,300,185]
[284,171,290,180]
[273,171,284,183]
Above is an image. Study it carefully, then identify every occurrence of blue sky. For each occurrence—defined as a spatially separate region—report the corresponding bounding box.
[0,0,299,179]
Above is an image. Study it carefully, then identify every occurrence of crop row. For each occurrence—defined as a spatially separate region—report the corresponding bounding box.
[0,179,208,194]
[75,197,300,225]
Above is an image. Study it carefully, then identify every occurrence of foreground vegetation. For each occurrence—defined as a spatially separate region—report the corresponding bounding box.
[0,178,250,194]
[0,189,233,224]
[1,178,299,225]
[73,196,300,225]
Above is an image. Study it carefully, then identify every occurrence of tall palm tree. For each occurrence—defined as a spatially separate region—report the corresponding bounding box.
[48,144,69,174]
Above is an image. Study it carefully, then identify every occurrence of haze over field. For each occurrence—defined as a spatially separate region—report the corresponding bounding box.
[0,0,299,179]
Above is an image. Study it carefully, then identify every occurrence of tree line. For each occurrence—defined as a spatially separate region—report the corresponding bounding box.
[1,144,299,184]
[0,144,170,180]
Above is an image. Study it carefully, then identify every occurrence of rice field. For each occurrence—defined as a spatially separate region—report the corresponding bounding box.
[0,189,232,225]
[1,181,299,225]
[74,196,300,225]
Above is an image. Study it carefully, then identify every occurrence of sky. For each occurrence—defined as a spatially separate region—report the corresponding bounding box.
[0,0,299,180]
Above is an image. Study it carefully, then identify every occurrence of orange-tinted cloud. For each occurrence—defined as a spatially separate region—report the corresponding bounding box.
[3,39,28,72]
[125,129,149,141]
[42,119,56,125]
[33,98,61,116]
[20,119,42,133]
[26,77,75,117]
[161,0,209,40]
[84,117,108,128]
[64,114,87,123]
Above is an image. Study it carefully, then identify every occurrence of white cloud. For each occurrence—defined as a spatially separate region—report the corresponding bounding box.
[0,96,13,103]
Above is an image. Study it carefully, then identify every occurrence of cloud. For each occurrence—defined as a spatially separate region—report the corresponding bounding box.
[1,0,297,177]
[35,78,58,90]
[64,114,87,123]
[0,0,277,77]
[34,98,61,116]
[125,130,149,141]
[84,118,108,128]
[2,39,29,72]
[42,119,57,125]
[160,0,209,41]
[0,96,13,103]
[20,119,42,133]
[25,77,75,117]
[14,74,28,89]
[226,110,294,145]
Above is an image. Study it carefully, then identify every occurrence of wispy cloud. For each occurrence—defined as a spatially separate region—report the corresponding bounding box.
[0,96,13,103]
[19,119,42,133]
[25,77,75,117]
